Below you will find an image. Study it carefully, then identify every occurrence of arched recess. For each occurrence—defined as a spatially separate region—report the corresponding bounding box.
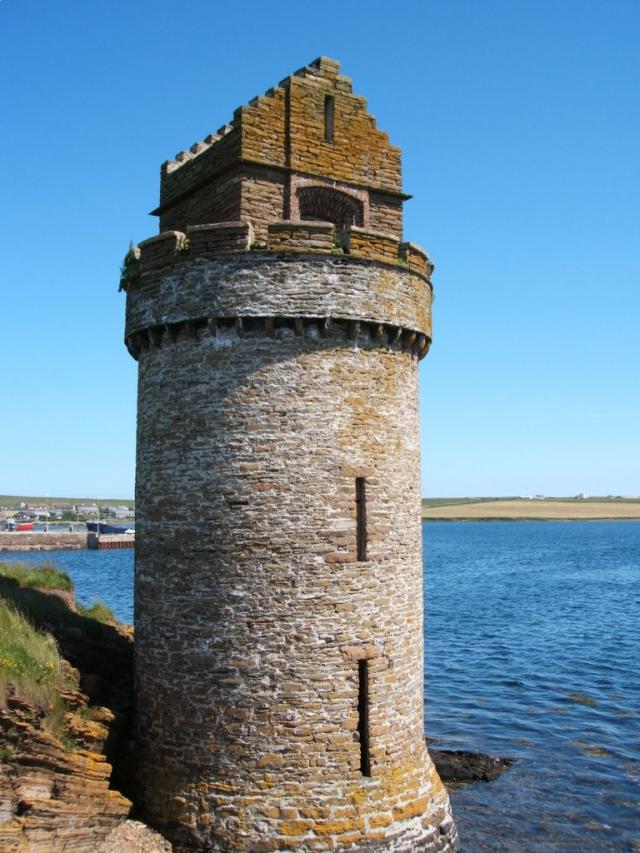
[298,186,365,228]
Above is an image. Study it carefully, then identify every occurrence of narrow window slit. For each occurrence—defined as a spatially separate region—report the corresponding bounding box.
[324,95,335,143]
[355,477,367,561]
[358,659,371,776]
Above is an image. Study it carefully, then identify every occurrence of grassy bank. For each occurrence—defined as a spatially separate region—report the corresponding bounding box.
[0,600,75,739]
[0,561,117,738]
[422,498,640,520]
[0,561,73,591]
[0,560,135,846]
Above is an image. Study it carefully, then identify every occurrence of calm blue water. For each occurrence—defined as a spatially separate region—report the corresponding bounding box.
[424,521,640,852]
[3,521,639,850]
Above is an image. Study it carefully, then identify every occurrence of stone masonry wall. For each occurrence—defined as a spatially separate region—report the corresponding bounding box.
[285,66,400,193]
[128,246,457,851]
[159,169,243,234]
[239,169,287,243]
[133,321,456,851]
[369,194,403,240]
[125,243,432,348]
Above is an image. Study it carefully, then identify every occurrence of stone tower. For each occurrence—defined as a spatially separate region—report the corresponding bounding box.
[123,57,458,852]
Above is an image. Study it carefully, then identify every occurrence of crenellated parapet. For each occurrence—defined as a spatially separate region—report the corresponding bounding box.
[123,220,434,361]
[124,220,433,282]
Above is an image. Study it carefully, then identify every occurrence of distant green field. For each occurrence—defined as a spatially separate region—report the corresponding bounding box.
[0,494,135,508]
[422,497,640,520]
[421,497,519,508]
[422,496,639,507]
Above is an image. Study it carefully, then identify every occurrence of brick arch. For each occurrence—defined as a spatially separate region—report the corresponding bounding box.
[297,186,365,228]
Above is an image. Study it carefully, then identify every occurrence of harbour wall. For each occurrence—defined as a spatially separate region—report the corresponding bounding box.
[1,532,89,552]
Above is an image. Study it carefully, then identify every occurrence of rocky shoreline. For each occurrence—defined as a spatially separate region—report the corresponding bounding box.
[0,578,139,850]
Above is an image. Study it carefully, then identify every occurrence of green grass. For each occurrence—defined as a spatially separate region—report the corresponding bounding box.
[0,561,73,592]
[0,560,122,639]
[0,598,74,736]
[77,601,117,624]
[0,560,126,744]
[421,497,515,509]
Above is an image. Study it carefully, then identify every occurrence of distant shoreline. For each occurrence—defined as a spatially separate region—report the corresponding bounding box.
[423,516,640,522]
[422,498,640,522]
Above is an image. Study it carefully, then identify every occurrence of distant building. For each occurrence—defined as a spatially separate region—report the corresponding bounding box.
[573,493,588,500]
[103,505,135,519]
[75,503,99,516]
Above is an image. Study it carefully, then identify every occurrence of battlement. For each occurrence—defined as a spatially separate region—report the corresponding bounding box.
[162,122,236,175]
[124,220,433,368]
[127,221,432,285]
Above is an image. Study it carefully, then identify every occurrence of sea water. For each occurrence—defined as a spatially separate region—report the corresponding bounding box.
[423,521,640,852]
[4,520,639,851]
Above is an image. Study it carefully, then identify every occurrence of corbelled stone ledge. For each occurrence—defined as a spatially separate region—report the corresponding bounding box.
[125,314,431,361]
[123,221,434,362]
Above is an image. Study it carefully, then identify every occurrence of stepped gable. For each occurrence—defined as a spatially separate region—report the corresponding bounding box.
[154,57,407,241]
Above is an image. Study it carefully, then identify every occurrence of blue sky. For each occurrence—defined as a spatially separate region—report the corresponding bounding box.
[1,0,638,498]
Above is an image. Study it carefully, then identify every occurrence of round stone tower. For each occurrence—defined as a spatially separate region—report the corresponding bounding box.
[123,57,458,852]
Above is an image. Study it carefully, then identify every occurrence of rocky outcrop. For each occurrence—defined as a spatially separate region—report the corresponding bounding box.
[0,690,131,850]
[0,582,144,851]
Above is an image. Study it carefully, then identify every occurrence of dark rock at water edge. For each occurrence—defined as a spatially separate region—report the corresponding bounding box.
[428,740,515,785]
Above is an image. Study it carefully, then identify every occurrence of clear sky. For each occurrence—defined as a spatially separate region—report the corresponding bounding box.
[1,0,638,499]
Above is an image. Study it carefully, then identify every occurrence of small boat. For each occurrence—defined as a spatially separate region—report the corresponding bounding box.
[16,522,34,531]
[86,522,132,535]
